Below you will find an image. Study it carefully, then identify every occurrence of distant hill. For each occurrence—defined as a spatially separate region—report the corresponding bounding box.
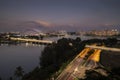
[0,20,119,32]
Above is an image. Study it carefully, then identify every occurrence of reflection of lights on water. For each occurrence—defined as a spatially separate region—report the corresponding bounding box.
[32,44,35,46]
[25,43,44,47]
[25,43,29,47]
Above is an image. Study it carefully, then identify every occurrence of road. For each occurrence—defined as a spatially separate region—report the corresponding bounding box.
[56,48,91,80]
[56,45,120,80]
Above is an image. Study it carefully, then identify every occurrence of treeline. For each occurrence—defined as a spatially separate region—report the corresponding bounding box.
[21,37,119,80]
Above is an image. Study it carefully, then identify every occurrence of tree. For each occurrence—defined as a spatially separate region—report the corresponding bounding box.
[14,66,24,80]
[75,37,81,42]
[104,38,118,46]
[9,77,13,80]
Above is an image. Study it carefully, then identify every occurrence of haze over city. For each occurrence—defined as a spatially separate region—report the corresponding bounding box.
[0,0,120,32]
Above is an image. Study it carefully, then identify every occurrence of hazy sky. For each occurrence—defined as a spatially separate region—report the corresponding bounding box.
[0,0,120,31]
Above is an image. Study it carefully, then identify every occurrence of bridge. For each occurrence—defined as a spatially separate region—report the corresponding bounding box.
[85,45,120,52]
[56,45,120,80]
[10,37,53,44]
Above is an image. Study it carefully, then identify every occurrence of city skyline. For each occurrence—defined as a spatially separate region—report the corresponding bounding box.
[0,0,120,32]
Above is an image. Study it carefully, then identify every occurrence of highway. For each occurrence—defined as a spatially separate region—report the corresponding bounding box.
[56,48,91,80]
[56,45,120,80]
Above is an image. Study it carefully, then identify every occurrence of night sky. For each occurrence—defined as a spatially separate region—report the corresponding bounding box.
[0,0,120,32]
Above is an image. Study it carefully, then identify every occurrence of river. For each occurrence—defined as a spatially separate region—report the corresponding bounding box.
[0,44,44,80]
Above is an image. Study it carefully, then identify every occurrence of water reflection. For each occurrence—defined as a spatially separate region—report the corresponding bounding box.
[0,44,44,80]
